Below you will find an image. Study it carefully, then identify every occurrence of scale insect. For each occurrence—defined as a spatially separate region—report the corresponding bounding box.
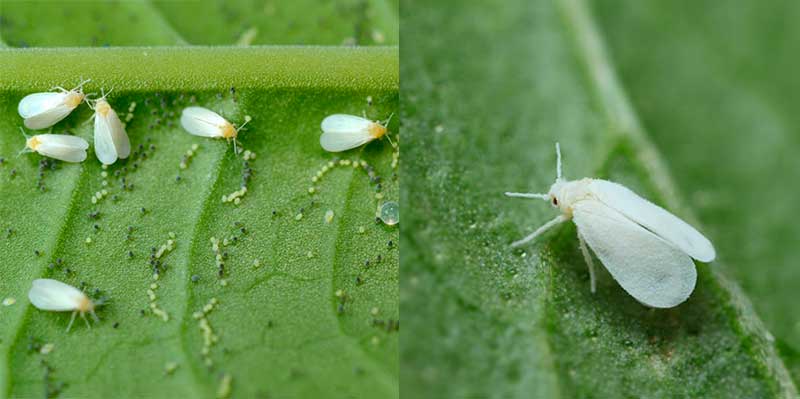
[28,279,101,332]
[319,113,392,152]
[17,79,91,130]
[180,107,250,153]
[88,89,131,165]
[505,143,715,308]
[20,128,89,163]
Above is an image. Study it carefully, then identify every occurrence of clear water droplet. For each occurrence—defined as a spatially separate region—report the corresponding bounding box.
[380,201,399,226]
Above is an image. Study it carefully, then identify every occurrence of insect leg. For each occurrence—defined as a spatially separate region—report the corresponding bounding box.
[67,311,77,332]
[504,192,549,200]
[82,312,91,329]
[510,215,566,248]
[578,232,596,293]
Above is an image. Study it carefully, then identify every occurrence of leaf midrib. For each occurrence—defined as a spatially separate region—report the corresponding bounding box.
[177,144,229,397]
[330,165,395,395]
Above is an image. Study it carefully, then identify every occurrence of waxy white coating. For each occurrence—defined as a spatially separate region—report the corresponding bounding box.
[505,143,715,308]
[28,279,98,331]
[18,80,90,130]
[25,133,89,163]
[320,114,387,152]
[92,96,131,165]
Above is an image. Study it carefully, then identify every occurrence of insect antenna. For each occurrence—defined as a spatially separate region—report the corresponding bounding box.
[17,127,32,157]
[83,92,99,106]
[383,112,394,127]
[98,87,113,101]
[555,142,563,181]
[74,77,92,92]
[235,115,252,133]
[383,112,396,146]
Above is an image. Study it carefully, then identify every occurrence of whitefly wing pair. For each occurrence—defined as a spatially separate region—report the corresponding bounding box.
[319,114,389,152]
[17,79,90,130]
[505,143,715,308]
[28,278,98,332]
[180,106,250,152]
[90,95,130,165]
[23,131,89,163]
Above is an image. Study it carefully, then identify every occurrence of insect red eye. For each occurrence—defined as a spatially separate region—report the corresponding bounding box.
[552,197,558,206]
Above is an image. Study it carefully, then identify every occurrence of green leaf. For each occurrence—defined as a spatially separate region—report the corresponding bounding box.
[590,0,800,385]
[401,0,796,397]
[0,46,398,399]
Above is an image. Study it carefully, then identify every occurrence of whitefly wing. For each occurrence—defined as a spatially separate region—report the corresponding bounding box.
[590,180,715,262]
[94,113,119,164]
[28,279,84,311]
[19,92,74,130]
[18,92,68,118]
[36,134,89,163]
[181,106,228,138]
[320,114,374,152]
[573,199,697,308]
[38,134,90,150]
[106,107,131,159]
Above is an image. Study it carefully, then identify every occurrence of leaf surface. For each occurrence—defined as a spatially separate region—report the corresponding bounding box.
[0,45,399,399]
[400,0,795,397]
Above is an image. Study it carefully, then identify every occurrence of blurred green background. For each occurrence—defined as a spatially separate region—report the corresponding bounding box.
[0,0,397,47]
[402,0,800,397]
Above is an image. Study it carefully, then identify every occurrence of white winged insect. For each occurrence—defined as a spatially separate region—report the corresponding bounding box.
[319,113,392,152]
[88,89,131,165]
[21,128,89,163]
[28,279,101,332]
[505,143,715,308]
[180,106,250,153]
[17,79,90,130]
